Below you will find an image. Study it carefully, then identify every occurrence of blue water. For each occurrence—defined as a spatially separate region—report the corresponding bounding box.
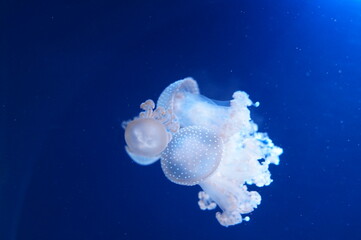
[1,0,361,239]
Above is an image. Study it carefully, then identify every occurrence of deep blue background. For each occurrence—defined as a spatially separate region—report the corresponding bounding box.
[1,0,361,239]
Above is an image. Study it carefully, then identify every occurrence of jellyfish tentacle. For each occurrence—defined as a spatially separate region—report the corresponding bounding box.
[198,191,216,210]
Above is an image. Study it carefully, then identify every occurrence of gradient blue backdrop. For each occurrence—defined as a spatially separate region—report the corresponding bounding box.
[1,0,361,239]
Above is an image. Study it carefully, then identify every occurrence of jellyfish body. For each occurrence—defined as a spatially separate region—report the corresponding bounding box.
[123,99,179,165]
[123,77,283,226]
[124,118,169,165]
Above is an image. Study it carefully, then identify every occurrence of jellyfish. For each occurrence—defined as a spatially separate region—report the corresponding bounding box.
[123,77,283,226]
[124,99,179,165]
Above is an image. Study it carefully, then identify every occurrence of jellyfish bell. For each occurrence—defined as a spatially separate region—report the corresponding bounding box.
[124,118,170,165]
[123,99,179,165]
[157,78,232,132]
[156,77,200,109]
[161,126,223,186]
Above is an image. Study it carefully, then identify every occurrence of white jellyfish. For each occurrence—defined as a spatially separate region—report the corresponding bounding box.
[123,99,179,165]
[123,77,283,226]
